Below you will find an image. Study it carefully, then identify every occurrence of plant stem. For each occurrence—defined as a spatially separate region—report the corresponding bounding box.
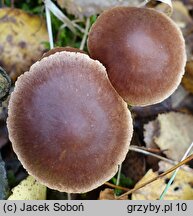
[45,5,54,49]
[80,17,90,50]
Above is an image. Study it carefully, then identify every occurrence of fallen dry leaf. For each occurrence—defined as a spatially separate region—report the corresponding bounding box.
[182,61,193,94]
[148,0,173,16]
[165,1,193,60]
[132,161,193,200]
[99,188,128,200]
[144,119,161,170]
[170,1,191,28]
[155,112,193,161]
[0,8,48,81]
[144,120,159,149]
[8,175,47,200]
[57,0,143,18]
[144,112,193,161]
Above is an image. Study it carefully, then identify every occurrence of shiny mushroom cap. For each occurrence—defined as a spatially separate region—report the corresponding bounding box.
[88,7,186,106]
[7,51,133,193]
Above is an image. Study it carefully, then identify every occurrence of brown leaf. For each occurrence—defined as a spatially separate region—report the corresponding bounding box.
[182,61,193,94]
[147,0,173,16]
[99,188,128,200]
[171,1,192,28]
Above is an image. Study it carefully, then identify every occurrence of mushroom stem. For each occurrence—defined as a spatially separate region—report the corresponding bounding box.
[11,0,14,8]
[67,193,71,200]
[80,17,90,50]
[116,164,122,186]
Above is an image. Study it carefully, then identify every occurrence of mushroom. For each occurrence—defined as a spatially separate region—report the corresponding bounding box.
[41,46,86,60]
[7,51,133,193]
[87,7,186,106]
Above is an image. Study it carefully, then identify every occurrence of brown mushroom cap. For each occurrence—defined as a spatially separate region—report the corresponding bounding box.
[88,7,186,106]
[41,46,86,60]
[7,51,133,193]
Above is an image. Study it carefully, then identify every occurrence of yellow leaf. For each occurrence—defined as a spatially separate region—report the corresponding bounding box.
[8,176,47,200]
[0,8,48,81]
[132,162,193,200]
[99,188,128,200]
[155,112,193,161]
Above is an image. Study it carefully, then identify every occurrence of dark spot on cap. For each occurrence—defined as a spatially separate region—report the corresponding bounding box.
[165,178,174,185]
[0,14,17,24]
[6,35,13,43]
[188,182,193,188]
[0,45,4,53]
[18,41,27,49]
[174,186,180,191]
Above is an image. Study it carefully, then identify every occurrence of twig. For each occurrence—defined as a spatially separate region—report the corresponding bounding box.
[80,17,90,50]
[133,145,165,153]
[116,153,193,199]
[104,182,129,192]
[129,145,176,165]
[159,141,193,200]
